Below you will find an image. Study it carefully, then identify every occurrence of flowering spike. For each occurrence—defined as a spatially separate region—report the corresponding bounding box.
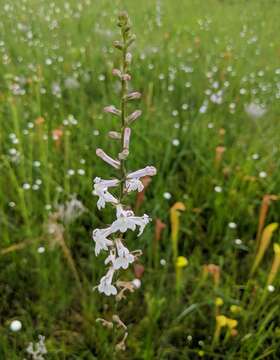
[91,10,156,315]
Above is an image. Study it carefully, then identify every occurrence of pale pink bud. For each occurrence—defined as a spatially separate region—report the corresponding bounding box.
[122,74,131,81]
[126,110,142,124]
[96,148,120,169]
[124,92,141,101]
[108,131,122,140]
[123,127,131,149]
[127,166,157,179]
[112,69,122,78]
[118,149,129,160]
[104,105,121,117]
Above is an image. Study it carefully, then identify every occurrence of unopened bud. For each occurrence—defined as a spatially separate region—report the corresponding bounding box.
[126,110,142,124]
[96,148,120,169]
[118,149,129,160]
[123,127,131,149]
[104,105,121,117]
[108,131,122,140]
[118,11,129,26]
[124,92,141,101]
[112,69,122,78]
[122,74,131,81]
[113,40,123,50]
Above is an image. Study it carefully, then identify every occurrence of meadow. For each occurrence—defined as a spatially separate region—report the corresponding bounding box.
[1,0,280,358]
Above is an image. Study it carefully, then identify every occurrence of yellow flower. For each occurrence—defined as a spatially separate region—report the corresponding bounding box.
[215,297,224,306]
[274,243,280,255]
[230,305,242,314]
[176,256,188,268]
[251,222,279,275]
[226,318,238,329]
[170,202,186,263]
[216,315,227,327]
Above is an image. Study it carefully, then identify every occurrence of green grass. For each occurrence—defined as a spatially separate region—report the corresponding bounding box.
[1,0,280,358]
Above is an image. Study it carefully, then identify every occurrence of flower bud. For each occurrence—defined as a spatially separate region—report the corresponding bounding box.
[108,131,122,140]
[124,92,141,101]
[126,110,142,124]
[112,68,122,78]
[122,74,131,81]
[118,149,129,160]
[123,127,131,149]
[113,40,123,50]
[96,148,120,169]
[104,105,121,117]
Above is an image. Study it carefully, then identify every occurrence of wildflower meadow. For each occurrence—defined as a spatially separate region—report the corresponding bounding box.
[1,0,280,359]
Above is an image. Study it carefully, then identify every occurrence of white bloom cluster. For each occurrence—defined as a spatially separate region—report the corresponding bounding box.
[92,12,156,297]
[26,335,47,360]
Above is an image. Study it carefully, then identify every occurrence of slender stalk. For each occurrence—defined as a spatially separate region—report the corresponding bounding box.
[119,28,128,201]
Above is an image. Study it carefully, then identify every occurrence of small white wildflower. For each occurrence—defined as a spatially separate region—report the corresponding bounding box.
[9,201,16,208]
[160,259,166,266]
[267,285,275,292]
[92,228,113,256]
[113,239,135,270]
[252,153,259,160]
[259,171,267,178]
[98,267,117,296]
[33,161,41,167]
[78,169,85,175]
[235,239,242,245]
[93,177,119,210]
[245,102,266,119]
[26,335,47,359]
[172,139,180,146]
[208,122,214,129]
[37,246,45,254]
[45,204,52,211]
[163,192,172,200]
[214,186,223,193]
[132,278,141,289]
[10,320,22,332]
[22,183,31,190]
[111,206,150,236]
[228,222,237,229]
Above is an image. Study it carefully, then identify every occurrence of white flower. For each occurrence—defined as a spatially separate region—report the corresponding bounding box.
[125,166,156,193]
[113,239,135,270]
[10,320,22,332]
[98,267,117,296]
[93,177,119,210]
[92,228,113,255]
[245,102,266,119]
[127,166,157,179]
[125,178,144,192]
[111,206,150,236]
